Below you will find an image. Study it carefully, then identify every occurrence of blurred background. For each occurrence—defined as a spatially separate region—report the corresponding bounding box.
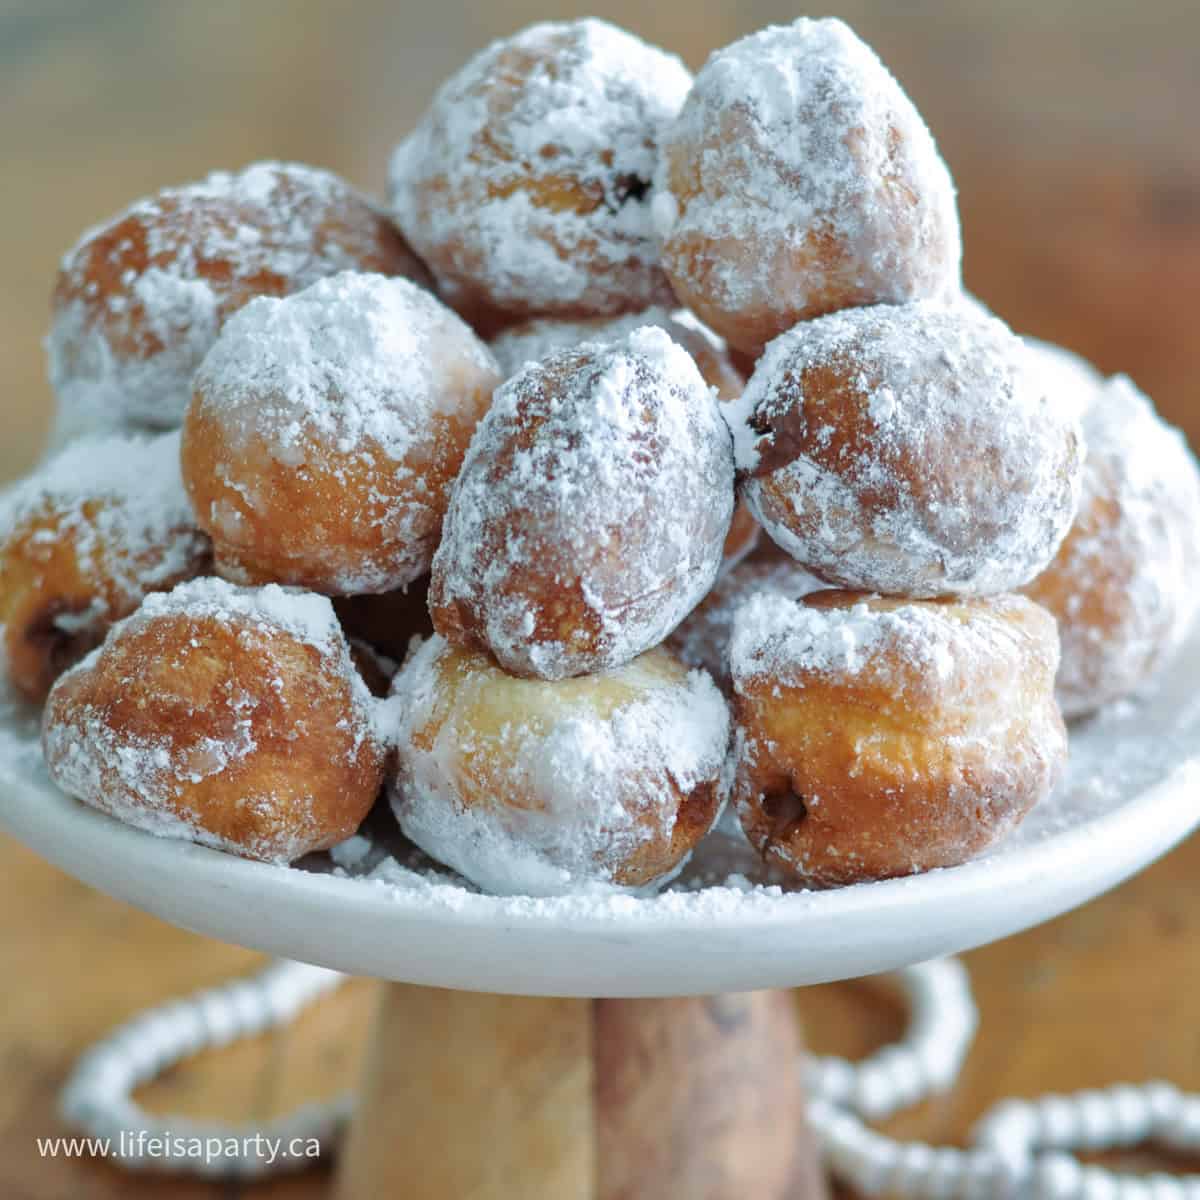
[3,0,1199,482]
[2,1,1199,1196]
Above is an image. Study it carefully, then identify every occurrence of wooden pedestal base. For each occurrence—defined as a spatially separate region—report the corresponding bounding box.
[333,984,828,1200]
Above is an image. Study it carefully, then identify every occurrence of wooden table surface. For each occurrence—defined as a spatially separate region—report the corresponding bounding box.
[2,2,1199,1197]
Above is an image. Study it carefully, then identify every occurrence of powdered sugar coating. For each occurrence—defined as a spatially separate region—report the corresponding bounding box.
[389,19,690,322]
[729,302,1084,597]
[184,272,500,594]
[137,577,347,654]
[489,306,741,397]
[0,431,204,601]
[728,590,1067,885]
[191,272,494,463]
[430,325,735,678]
[654,17,961,354]
[4,620,1200,935]
[1023,336,1105,424]
[1023,373,1200,716]
[730,590,1012,692]
[134,578,389,748]
[667,552,825,693]
[42,578,384,863]
[0,432,210,700]
[388,635,730,896]
[48,161,429,441]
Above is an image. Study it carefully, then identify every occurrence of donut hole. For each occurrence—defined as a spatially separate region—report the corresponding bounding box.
[747,407,775,440]
[761,785,809,842]
[388,19,691,321]
[11,600,107,702]
[610,172,650,210]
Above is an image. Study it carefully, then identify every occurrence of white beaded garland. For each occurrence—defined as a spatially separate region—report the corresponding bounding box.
[56,953,1200,1193]
[805,959,978,1121]
[59,960,351,1178]
[808,967,1200,1200]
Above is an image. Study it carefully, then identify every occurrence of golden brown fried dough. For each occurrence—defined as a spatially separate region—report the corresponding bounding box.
[48,161,430,439]
[430,326,735,678]
[43,580,384,863]
[729,590,1066,886]
[654,18,960,355]
[730,302,1083,597]
[0,432,208,703]
[182,273,500,595]
[388,637,729,894]
[389,19,689,328]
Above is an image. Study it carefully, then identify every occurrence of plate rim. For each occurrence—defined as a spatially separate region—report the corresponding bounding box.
[2,750,1196,940]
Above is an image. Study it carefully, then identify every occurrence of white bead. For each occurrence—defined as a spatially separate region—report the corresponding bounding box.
[845,1131,900,1195]
[1078,1090,1118,1148]
[227,981,270,1035]
[195,991,239,1045]
[922,1147,967,1198]
[915,1039,962,1091]
[1115,1178,1154,1200]
[885,1051,927,1109]
[1146,1175,1186,1200]
[854,1067,900,1120]
[1035,1152,1084,1200]
[824,1107,867,1155]
[1110,1086,1154,1144]
[1160,1099,1200,1150]
[975,1101,1039,1156]
[809,1054,855,1100]
[75,1056,131,1098]
[1145,1083,1182,1125]
[804,1095,839,1134]
[889,1142,938,1193]
[1041,1096,1083,1148]
[955,1152,1012,1200]
[1079,1165,1122,1200]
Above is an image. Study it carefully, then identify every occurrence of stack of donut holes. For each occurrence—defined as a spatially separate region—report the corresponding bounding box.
[5,17,1197,894]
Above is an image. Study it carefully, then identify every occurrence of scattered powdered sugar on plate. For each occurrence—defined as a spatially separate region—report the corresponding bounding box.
[727,302,1084,597]
[389,18,691,315]
[387,635,730,896]
[431,324,735,678]
[320,618,1200,905]
[48,162,412,440]
[318,616,1200,915]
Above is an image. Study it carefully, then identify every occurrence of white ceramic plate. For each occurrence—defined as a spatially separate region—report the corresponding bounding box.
[2,628,1198,998]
